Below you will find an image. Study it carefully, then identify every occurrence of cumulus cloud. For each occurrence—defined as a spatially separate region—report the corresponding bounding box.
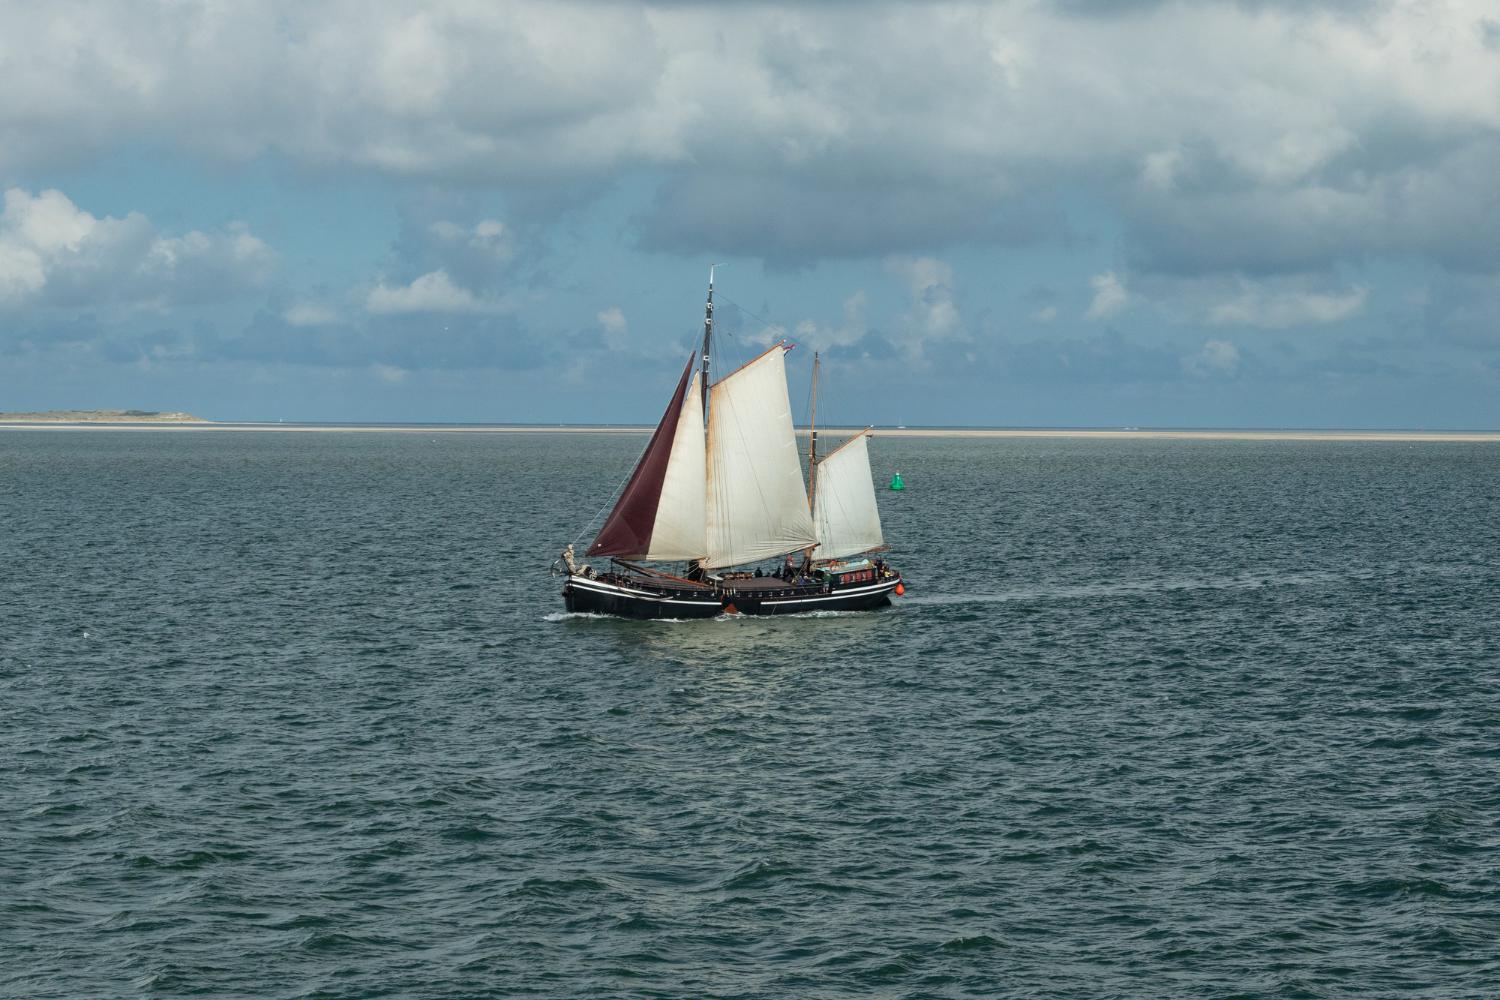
[1085,271,1130,320]
[422,218,514,290]
[790,292,867,351]
[888,256,961,344]
[4,2,1497,270]
[596,306,628,350]
[0,187,273,309]
[284,302,339,327]
[1183,339,1241,378]
[372,363,408,384]
[364,269,506,315]
[1209,284,1367,328]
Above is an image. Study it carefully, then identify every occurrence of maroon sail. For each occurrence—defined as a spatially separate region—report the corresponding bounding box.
[588,356,696,558]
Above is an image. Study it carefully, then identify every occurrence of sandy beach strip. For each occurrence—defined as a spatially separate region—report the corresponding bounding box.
[2,421,1498,442]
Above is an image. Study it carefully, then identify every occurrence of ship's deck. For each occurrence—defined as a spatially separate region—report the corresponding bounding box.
[719,576,818,593]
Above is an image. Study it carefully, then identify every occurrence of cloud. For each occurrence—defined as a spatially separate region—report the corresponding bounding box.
[789,291,869,353]
[1183,339,1241,378]
[421,218,514,291]
[214,307,549,371]
[1209,283,1367,328]
[372,363,407,384]
[364,269,505,315]
[284,302,338,326]
[1004,328,1181,383]
[6,2,1497,270]
[888,256,961,344]
[1085,271,1129,320]
[0,187,273,309]
[597,306,628,350]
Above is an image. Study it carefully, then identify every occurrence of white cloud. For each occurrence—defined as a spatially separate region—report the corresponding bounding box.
[1141,147,1185,193]
[597,305,627,349]
[0,186,272,309]
[888,256,960,342]
[365,269,506,315]
[1183,339,1241,378]
[372,363,408,384]
[429,218,512,265]
[1,3,1498,269]
[1210,284,1368,328]
[284,302,339,326]
[786,292,869,353]
[1086,271,1129,320]
[1030,305,1058,323]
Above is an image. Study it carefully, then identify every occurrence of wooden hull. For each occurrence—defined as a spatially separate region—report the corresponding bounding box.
[561,573,900,619]
[562,574,724,619]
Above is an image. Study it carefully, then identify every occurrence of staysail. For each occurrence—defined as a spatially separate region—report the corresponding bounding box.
[588,356,706,560]
[704,344,818,568]
[812,429,884,560]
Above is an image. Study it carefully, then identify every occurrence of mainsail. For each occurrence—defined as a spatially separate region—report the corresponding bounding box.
[704,344,818,568]
[812,430,884,560]
[588,357,706,560]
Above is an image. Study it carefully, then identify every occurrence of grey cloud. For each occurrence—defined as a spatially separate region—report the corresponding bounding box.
[1421,273,1500,349]
[3,1,1499,278]
[639,171,1065,265]
[216,310,553,371]
[1124,139,1500,276]
[1002,329,1183,384]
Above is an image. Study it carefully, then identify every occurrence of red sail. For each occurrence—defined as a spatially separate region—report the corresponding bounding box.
[588,356,696,558]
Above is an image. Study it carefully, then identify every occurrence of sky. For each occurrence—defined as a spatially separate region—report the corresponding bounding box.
[2,0,1498,428]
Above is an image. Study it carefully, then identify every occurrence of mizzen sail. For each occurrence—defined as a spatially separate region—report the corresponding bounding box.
[704,344,818,569]
[589,356,706,560]
[812,430,884,560]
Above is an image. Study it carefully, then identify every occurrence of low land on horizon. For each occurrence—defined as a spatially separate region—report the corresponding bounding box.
[0,409,205,423]
[1,418,1497,442]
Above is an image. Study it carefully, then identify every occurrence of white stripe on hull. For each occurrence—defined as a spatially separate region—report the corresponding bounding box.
[566,573,899,613]
[566,576,721,606]
[758,580,897,606]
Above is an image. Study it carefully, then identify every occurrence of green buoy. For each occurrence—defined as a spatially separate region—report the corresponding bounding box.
[889,471,905,491]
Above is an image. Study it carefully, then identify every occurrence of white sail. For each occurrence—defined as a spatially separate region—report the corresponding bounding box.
[812,430,884,560]
[643,371,706,560]
[704,345,818,568]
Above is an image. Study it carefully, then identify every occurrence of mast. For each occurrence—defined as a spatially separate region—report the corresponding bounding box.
[805,351,820,508]
[702,265,722,419]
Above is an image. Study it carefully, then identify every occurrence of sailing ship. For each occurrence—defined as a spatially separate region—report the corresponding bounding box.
[557,269,903,618]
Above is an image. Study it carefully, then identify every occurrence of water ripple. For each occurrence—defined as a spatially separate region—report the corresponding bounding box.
[4,432,1499,997]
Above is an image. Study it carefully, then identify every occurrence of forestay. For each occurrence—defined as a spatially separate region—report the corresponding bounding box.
[705,345,818,568]
[812,430,884,560]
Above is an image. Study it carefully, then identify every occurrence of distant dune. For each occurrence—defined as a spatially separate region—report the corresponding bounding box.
[0,409,206,423]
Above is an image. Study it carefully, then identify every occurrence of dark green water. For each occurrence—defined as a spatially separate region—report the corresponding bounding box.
[3,431,1499,998]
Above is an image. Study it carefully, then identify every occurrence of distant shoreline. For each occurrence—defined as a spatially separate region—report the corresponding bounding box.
[2,421,1498,442]
[0,409,205,423]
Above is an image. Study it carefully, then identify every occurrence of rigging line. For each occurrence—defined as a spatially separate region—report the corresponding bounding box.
[718,293,840,431]
[715,294,791,339]
[715,293,791,384]
[571,431,655,550]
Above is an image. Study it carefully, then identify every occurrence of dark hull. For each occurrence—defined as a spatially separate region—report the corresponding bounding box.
[563,574,723,619]
[562,573,900,619]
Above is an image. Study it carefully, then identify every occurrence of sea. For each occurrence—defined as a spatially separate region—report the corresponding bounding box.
[3,429,1498,998]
